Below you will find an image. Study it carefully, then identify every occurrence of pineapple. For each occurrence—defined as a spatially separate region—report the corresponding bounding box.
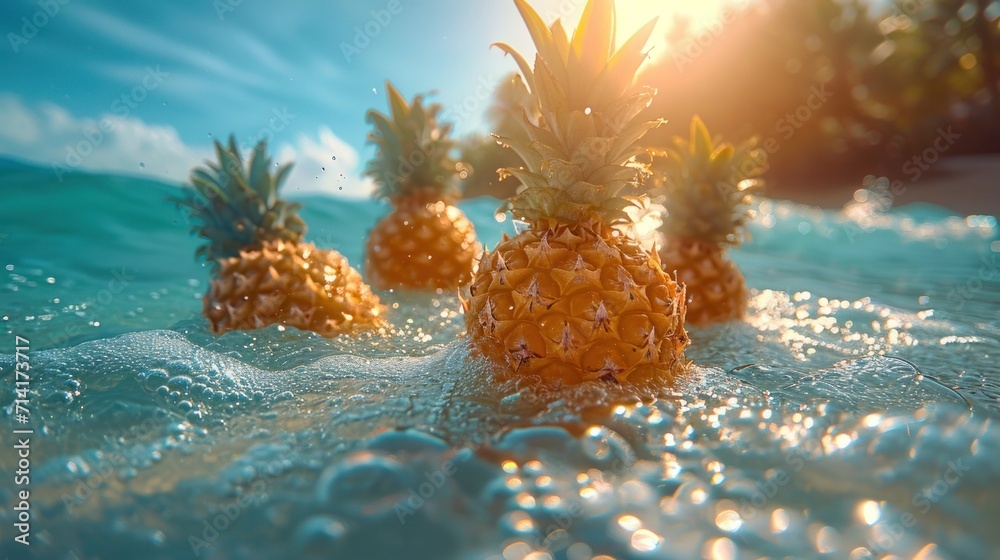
[652,116,767,325]
[176,136,386,336]
[463,0,690,389]
[364,81,481,292]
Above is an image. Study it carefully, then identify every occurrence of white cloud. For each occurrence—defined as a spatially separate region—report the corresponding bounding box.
[275,126,376,198]
[0,93,370,198]
[71,5,269,91]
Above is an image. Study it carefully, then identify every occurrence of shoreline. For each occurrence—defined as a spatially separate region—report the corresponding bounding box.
[767,155,1000,217]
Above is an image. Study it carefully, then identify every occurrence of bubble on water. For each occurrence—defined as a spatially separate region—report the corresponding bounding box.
[316,452,411,519]
[367,429,449,455]
[48,390,75,404]
[581,425,634,467]
[138,368,170,385]
[294,515,348,555]
[168,375,192,390]
[631,529,664,552]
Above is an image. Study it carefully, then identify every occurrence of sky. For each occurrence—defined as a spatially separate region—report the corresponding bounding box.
[0,0,728,197]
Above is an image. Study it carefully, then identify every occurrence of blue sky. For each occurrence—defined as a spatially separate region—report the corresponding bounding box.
[0,0,725,196]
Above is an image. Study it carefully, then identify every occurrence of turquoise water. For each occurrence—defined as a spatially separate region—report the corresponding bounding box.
[1,158,999,559]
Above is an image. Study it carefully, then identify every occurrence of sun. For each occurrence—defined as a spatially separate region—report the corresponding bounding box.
[615,0,735,53]
[527,0,736,56]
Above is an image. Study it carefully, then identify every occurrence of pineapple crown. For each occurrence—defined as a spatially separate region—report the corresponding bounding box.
[364,81,460,206]
[492,0,663,230]
[174,136,306,270]
[653,116,767,247]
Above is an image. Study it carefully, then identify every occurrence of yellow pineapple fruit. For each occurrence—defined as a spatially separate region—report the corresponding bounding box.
[176,137,386,336]
[652,116,767,325]
[464,0,690,389]
[364,81,481,292]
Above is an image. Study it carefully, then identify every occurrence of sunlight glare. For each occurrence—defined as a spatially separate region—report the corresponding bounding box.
[615,0,736,54]
[529,0,735,56]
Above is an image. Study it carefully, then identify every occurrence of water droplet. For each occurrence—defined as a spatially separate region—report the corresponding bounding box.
[494,212,507,223]
[139,162,145,169]
[331,156,337,161]
[322,167,326,171]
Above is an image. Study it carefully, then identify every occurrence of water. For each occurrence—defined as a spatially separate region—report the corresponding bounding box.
[1,159,999,560]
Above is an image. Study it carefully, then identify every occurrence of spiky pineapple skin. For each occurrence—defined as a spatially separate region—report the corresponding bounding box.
[365,201,480,291]
[206,239,386,336]
[659,238,747,325]
[464,223,689,388]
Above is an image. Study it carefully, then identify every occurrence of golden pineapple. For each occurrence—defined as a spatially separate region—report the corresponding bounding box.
[652,116,767,325]
[176,137,386,336]
[464,0,690,389]
[364,81,481,291]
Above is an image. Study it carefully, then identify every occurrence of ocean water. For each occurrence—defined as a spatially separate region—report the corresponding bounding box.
[1,159,999,560]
